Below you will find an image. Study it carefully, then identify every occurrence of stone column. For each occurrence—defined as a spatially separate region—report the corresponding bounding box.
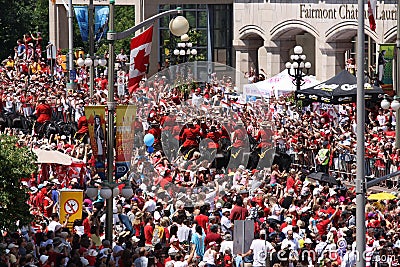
[234,37,264,76]
[265,40,296,77]
[318,42,352,81]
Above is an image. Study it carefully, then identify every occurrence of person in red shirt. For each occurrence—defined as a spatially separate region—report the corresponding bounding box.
[195,206,209,233]
[316,206,339,236]
[206,125,221,149]
[148,122,162,151]
[230,121,246,168]
[204,224,223,248]
[144,216,154,247]
[179,119,202,157]
[75,115,89,142]
[34,97,52,124]
[229,197,248,222]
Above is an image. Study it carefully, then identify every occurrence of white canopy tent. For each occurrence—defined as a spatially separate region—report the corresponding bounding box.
[243,69,320,99]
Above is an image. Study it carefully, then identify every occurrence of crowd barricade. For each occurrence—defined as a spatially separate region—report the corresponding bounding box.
[286,148,398,188]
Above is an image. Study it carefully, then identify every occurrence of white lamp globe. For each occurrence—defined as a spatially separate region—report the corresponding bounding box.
[381,98,391,110]
[300,54,306,61]
[181,34,190,42]
[292,62,299,69]
[99,58,107,67]
[305,62,312,69]
[179,50,186,56]
[94,58,99,67]
[391,99,400,111]
[173,49,180,56]
[293,55,299,61]
[77,57,85,67]
[299,62,305,68]
[169,16,190,37]
[187,43,192,48]
[121,186,134,198]
[285,62,292,69]
[86,186,98,199]
[100,187,112,199]
[294,45,303,54]
[84,57,93,66]
[190,49,197,55]
[112,187,120,197]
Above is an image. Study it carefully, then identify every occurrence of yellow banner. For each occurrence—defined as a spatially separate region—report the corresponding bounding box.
[85,106,106,160]
[59,189,84,229]
[115,105,136,178]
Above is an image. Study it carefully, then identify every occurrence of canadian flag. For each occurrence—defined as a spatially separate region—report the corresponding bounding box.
[368,0,377,32]
[128,25,154,93]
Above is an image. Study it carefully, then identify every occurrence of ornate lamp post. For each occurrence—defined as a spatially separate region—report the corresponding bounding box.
[172,34,197,64]
[104,1,189,241]
[77,55,107,99]
[285,45,312,91]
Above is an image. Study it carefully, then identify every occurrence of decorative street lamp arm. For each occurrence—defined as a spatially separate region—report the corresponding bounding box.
[108,8,182,42]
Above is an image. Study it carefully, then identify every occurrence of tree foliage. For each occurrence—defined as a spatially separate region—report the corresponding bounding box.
[89,5,135,57]
[0,0,49,60]
[0,135,37,231]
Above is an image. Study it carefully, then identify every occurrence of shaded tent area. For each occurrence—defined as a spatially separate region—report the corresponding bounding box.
[295,70,384,104]
[243,69,320,99]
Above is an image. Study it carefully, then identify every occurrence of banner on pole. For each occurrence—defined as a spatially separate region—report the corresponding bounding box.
[379,44,395,90]
[115,105,136,178]
[59,189,83,230]
[95,6,109,42]
[85,106,106,161]
[74,6,89,42]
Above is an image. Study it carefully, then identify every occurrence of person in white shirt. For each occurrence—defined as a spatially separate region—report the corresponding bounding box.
[240,230,274,267]
[173,248,195,267]
[47,213,66,232]
[192,88,203,109]
[143,193,156,213]
[281,230,300,263]
[219,234,233,256]
[203,242,219,267]
[177,219,191,243]
[221,209,233,235]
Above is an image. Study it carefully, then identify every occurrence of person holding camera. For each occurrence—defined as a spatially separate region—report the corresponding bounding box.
[239,229,274,267]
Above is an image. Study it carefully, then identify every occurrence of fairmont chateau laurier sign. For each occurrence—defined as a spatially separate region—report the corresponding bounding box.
[300,4,396,21]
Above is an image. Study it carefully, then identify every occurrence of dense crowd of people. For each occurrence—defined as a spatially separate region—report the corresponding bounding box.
[2,33,400,267]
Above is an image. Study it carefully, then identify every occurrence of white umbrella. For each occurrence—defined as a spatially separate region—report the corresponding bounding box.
[33,149,74,165]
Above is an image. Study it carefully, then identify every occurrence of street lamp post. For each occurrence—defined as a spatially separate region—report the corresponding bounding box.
[77,55,107,99]
[173,34,197,64]
[356,0,366,267]
[88,0,95,99]
[285,45,312,91]
[67,0,75,89]
[105,1,189,241]
[396,0,400,149]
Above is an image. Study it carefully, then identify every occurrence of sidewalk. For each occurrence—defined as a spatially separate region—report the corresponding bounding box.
[343,181,399,193]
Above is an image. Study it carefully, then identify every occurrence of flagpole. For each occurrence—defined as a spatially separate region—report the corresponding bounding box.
[356,0,366,267]
[396,0,400,148]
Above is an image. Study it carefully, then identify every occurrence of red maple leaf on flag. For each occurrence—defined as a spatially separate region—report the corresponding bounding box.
[133,48,149,73]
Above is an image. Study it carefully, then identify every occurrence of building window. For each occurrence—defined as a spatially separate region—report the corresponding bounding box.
[158,4,208,67]
[158,4,233,67]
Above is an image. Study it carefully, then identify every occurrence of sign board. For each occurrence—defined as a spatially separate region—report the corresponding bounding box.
[70,70,77,81]
[117,71,125,96]
[46,44,57,59]
[233,220,254,255]
[59,189,83,229]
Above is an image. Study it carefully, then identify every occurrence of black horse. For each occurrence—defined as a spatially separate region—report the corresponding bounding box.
[2,112,34,134]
